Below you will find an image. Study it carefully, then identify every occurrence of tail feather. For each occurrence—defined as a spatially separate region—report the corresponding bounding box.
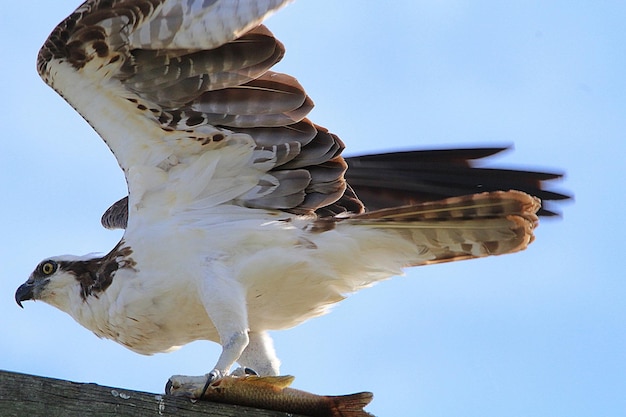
[346,190,540,266]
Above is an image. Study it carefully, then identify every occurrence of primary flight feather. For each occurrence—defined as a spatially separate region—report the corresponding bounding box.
[16,0,567,389]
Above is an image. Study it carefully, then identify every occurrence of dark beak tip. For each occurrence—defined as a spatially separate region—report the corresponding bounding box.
[15,283,34,308]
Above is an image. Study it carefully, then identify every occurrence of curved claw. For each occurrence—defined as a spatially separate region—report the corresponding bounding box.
[200,369,223,398]
[231,366,258,377]
[244,367,258,376]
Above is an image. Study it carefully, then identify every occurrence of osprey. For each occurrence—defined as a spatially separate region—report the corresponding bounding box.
[16,0,567,390]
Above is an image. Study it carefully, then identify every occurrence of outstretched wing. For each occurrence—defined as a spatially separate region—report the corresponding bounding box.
[38,0,350,225]
[101,146,568,229]
[39,0,568,232]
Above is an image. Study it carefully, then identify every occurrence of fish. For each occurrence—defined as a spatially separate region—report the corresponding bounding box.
[167,374,374,417]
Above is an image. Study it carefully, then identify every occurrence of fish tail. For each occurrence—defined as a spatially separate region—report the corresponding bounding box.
[327,391,374,417]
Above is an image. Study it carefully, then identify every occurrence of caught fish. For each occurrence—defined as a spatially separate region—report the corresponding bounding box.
[168,374,374,417]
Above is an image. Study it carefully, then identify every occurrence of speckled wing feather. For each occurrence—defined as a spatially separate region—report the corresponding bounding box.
[345,190,540,266]
[38,0,349,223]
[38,0,566,234]
[103,146,566,229]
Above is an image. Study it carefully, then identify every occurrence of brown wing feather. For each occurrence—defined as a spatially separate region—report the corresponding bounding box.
[50,2,567,229]
[102,146,568,229]
[345,190,540,266]
[344,147,569,216]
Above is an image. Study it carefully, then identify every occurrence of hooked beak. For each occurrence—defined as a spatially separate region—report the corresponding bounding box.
[15,282,35,308]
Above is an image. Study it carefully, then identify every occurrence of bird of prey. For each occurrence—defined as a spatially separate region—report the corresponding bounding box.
[16,0,567,389]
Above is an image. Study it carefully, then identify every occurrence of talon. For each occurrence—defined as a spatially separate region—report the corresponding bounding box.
[244,367,258,376]
[232,366,258,377]
[200,370,221,398]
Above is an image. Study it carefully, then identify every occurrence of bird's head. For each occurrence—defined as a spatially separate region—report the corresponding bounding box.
[15,255,98,314]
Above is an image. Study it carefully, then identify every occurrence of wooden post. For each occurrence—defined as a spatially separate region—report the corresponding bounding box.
[0,369,306,417]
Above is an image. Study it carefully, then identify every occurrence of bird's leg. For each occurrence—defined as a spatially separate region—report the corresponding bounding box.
[197,264,250,395]
[167,262,253,398]
[236,330,280,376]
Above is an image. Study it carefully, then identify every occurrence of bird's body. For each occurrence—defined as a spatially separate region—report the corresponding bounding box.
[16,0,567,385]
[60,212,417,355]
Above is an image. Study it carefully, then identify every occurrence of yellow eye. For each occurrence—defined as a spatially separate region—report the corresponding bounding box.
[40,261,57,276]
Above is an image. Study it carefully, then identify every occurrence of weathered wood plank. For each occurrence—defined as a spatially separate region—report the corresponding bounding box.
[0,370,306,417]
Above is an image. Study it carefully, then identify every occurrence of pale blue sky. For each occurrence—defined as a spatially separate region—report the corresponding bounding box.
[1,1,624,416]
